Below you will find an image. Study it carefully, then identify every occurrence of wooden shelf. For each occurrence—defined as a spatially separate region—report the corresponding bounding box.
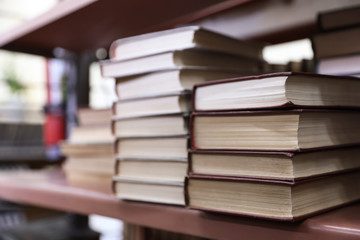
[0,168,359,240]
[0,0,253,56]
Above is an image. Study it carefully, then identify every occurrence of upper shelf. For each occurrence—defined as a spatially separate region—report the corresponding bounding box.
[0,0,254,57]
[0,168,359,240]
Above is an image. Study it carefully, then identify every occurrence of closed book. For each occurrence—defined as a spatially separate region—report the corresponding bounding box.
[112,92,191,119]
[109,26,264,61]
[115,68,248,101]
[112,113,189,138]
[113,177,185,206]
[60,142,113,157]
[0,145,48,161]
[318,5,360,31]
[115,136,189,159]
[317,53,360,75]
[115,157,188,182]
[312,26,360,59]
[63,155,114,176]
[100,49,263,78]
[191,109,360,152]
[193,72,360,112]
[189,147,360,181]
[77,108,112,126]
[186,171,360,221]
[67,124,114,145]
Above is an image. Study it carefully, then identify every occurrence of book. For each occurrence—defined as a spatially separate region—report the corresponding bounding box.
[317,54,360,75]
[63,155,114,176]
[67,124,114,144]
[318,5,360,31]
[0,145,48,162]
[115,69,248,101]
[77,108,112,126]
[189,147,360,181]
[60,142,113,156]
[115,136,189,159]
[113,177,185,206]
[112,114,189,138]
[66,170,113,190]
[113,93,191,119]
[193,72,360,111]
[312,26,360,59]
[186,171,360,221]
[115,158,187,182]
[62,107,115,188]
[191,110,360,151]
[0,123,43,145]
[100,49,262,78]
[109,26,264,61]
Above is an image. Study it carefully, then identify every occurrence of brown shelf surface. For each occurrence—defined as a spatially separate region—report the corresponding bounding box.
[0,0,253,56]
[0,168,359,240]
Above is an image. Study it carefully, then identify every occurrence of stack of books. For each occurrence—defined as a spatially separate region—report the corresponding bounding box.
[100,26,266,205]
[61,108,114,190]
[187,72,360,221]
[313,5,360,77]
[0,107,52,170]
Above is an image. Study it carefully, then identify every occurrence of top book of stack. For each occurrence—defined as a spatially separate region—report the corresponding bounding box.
[109,26,264,61]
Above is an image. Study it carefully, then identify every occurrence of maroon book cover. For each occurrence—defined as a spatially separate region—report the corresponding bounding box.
[188,148,360,182]
[192,72,360,112]
[190,109,360,153]
[185,170,360,222]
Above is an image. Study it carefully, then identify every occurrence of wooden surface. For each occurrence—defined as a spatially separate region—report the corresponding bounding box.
[0,0,253,56]
[0,168,359,240]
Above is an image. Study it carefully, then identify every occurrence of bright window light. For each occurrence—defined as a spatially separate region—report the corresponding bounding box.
[263,38,314,64]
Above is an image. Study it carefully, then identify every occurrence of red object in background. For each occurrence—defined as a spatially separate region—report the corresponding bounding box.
[44,112,65,146]
[44,58,67,146]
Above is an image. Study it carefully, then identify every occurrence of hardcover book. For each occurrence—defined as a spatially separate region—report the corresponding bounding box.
[115,136,189,159]
[317,53,360,75]
[189,147,360,181]
[113,177,185,206]
[312,26,360,59]
[115,157,187,182]
[112,93,191,119]
[318,5,360,31]
[115,68,246,101]
[101,49,262,78]
[112,113,189,138]
[191,110,360,151]
[193,72,360,112]
[186,171,360,221]
[109,26,264,61]
[77,108,112,126]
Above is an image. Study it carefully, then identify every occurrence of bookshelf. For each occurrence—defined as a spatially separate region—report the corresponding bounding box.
[0,0,254,57]
[0,168,358,240]
[1,1,360,239]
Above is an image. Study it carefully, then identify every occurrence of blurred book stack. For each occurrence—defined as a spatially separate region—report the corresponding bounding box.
[101,26,266,205]
[0,58,67,169]
[313,5,360,77]
[61,108,114,191]
[0,107,51,169]
[187,72,360,221]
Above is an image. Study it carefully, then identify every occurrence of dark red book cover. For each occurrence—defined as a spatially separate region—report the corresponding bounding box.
[190,109,360,153]
[185,170,360,222]
[192,72,360,112]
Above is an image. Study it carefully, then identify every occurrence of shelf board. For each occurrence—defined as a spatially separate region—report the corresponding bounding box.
[0,168,359,240]
[0,0,253,57]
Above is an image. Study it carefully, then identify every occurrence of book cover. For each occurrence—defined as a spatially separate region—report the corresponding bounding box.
[192,72,360,112]
[191,109,360,152]
[185,171,360,221]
